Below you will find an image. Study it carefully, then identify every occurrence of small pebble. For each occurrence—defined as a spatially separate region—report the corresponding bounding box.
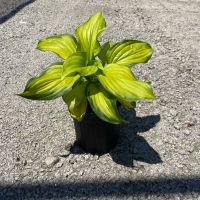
[45,156,59,167]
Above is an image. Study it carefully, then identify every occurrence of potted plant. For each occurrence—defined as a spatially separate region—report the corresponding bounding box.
[17,12,156,154]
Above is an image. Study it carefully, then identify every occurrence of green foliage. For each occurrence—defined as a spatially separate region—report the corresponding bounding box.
[18,12,156,124]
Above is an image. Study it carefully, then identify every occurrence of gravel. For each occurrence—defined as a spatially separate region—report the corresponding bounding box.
[0,0,200,199]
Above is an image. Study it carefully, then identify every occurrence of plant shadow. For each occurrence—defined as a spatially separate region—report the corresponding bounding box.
[0,0,35,24]
[62,108,162,167]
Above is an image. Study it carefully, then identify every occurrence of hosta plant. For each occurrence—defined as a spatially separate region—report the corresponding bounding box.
[18,12,156,124]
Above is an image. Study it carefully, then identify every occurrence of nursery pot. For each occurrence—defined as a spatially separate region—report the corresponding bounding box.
[73,105,122,154]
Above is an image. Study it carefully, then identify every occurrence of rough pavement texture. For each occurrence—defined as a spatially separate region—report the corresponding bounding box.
[0,0,200,199]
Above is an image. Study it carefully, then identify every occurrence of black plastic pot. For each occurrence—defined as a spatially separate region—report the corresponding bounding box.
[73,105,121,154]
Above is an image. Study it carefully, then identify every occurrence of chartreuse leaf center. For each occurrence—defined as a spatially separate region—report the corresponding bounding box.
[107,40,153,68]
[86,83,127,124]
[62,80,88,121]
[62,52,87,79]
[75,12,107,62]
[97,64,156,101]
[17,62,81,100]
[62,53,103,79]
[37,34,77,59]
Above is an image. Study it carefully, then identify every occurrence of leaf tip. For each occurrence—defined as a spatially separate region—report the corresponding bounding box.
[150,93,156,100]
[15,93,21,97]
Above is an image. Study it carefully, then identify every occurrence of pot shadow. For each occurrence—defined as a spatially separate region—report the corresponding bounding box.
[61,108,162,167]
[109,108,162,167]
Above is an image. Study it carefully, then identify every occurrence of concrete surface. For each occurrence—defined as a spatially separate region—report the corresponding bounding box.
[0,0,200,199]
